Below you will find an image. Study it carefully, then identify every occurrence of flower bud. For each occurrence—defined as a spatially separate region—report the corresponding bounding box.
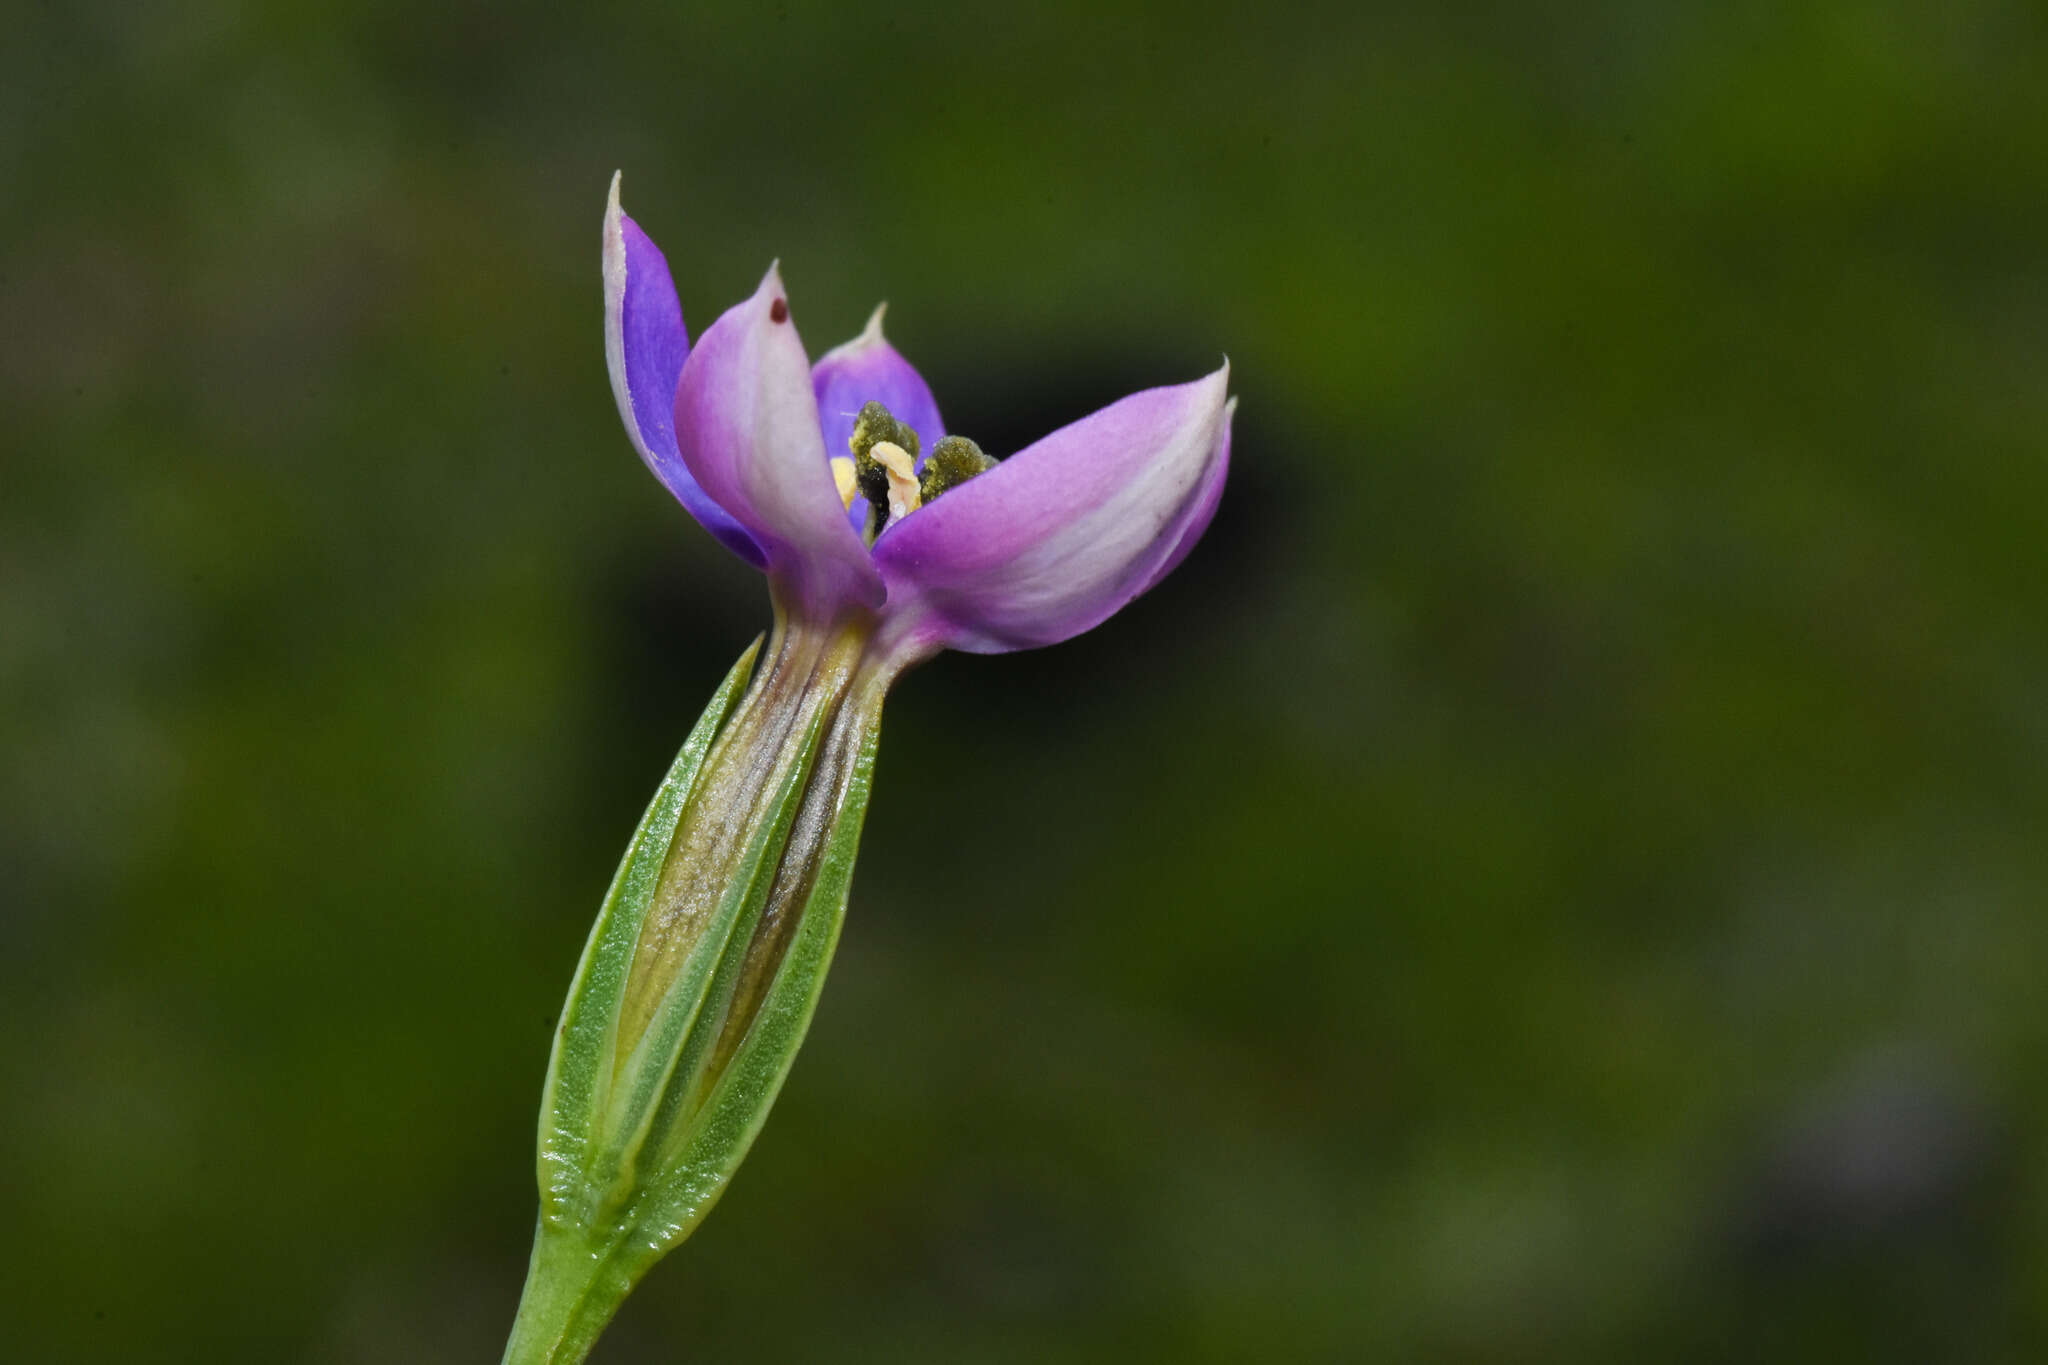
[508,621,890,1362]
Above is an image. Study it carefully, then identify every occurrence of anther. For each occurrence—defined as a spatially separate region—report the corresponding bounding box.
[849,400,920,464]
[919,435,999,502]
[850,400,923,540]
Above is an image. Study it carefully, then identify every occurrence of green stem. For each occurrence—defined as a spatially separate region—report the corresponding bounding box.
[502,1221,641,1365]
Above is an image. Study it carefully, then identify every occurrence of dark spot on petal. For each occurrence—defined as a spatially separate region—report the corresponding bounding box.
[769,298,789,323]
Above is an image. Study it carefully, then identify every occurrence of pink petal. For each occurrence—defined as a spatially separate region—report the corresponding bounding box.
[673,264,885,618]
[873,364,1233,655]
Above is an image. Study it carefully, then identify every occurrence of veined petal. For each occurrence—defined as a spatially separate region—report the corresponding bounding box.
[674,264,885,617]
[811,305,946,534]
[603,173,764,566]
[872,364,1232,655]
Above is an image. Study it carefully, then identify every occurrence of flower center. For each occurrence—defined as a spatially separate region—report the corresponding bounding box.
[831,400,999,544]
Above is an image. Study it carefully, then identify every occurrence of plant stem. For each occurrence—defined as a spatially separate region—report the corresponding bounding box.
[502,1221,639,1365]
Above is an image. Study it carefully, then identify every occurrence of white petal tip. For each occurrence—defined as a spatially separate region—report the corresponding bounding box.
[602,176,626,291]
[818,302,895,367]
[605,171,626,237]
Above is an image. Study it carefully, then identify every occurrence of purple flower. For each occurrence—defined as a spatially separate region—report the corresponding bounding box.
[602,172,1233,664]
[507,175,1237,1360]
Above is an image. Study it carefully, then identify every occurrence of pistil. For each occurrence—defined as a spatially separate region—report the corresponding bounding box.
[844,399,1000,544]
[869,440,921,523]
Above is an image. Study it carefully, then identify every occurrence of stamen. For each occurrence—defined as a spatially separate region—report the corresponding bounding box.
[842,399,1002,543]
[850,400,923,541]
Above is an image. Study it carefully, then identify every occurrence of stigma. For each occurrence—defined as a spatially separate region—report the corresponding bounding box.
[870,440,921,522]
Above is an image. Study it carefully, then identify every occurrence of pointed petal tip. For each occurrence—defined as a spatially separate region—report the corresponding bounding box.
[816,300,896,369]
[1193,361,1233,425]
[603,172,628,254]
[602,175,624,265]
[751,261,794,327]
[811,299,946,479]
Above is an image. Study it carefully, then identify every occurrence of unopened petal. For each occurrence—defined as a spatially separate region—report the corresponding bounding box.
[872,364,1232,655]
[674,264,885,617]
[603,173,763,565]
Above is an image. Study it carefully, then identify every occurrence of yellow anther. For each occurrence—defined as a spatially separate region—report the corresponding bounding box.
[831,456,858,510]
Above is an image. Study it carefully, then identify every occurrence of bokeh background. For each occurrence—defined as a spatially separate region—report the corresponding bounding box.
[7,0,2047,1359]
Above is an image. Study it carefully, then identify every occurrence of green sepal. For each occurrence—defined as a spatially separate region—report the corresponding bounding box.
[534,636,762,1221]
[629,702,880,1251]
[587,699,830,1207]
[507,633,887,1365]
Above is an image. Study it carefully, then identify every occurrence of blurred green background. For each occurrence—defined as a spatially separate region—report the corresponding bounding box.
[6,0,2047,1359]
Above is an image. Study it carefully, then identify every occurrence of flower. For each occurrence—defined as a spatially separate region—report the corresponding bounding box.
[602,171,1234,662]
[506,174,1234,1364]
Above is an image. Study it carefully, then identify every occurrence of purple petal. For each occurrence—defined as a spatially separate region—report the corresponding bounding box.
[811,305,947,533]
[603,173,764,565]
[872,364,1232,655]
[811,304,946,456]
[674,263,885,617]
